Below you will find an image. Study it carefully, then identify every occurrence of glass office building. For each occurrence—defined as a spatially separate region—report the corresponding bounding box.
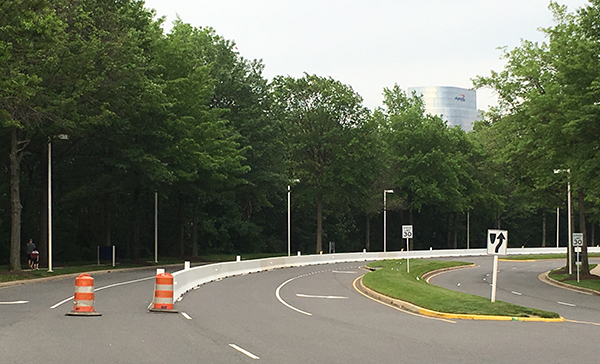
[407,86,479,132]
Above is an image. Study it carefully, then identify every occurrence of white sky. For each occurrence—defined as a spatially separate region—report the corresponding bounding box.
[143,0,590,111]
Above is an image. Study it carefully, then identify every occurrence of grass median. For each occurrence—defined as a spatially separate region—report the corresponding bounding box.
[549,264,600,293]
[363,259,560,318]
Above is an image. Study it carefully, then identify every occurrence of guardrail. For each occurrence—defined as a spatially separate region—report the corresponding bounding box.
[171,246,600,301]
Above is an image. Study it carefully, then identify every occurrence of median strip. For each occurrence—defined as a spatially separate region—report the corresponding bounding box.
[358,259,563,322]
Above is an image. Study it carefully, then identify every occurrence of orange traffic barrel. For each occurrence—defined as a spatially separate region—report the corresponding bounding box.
[149,272,178,313]
[66,274,101,316]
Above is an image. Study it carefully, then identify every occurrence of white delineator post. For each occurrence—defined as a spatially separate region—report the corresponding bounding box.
[491,255,499,302]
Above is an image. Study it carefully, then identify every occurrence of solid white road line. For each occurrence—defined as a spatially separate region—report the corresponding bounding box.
[94,276,155,292]
[0,300,29,305]
[558,301,576,307]
[50,296,73,309]
[511,291,522,296]
[181,312,192,320]
[229,344,260,360]
[296,294,348,299]
[331,271,357,274]
[51,275,155,309]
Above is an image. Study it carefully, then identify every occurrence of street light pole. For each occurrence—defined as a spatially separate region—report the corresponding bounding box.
[556,207,560,248]
[287,179,299,257]
[383,190,394,252]
[47,141,53,272]
[567,174,572,274]
[288,185,291,257]
[47,134,68,273]
[555,168,572,274]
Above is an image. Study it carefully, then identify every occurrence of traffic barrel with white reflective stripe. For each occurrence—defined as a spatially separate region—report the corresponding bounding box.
[149,272,178,313]
[66,274,101,316]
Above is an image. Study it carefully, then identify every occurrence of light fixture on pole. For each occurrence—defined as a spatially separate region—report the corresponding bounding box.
[554,168,572,274]
[383,189,394,253]
[288,179,300,257]
[48,134,68,273]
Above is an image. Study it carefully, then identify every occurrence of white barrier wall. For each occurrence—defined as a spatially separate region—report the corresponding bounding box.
[170,247,600,301]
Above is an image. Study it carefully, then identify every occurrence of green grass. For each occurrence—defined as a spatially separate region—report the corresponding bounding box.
[0,253,286,284]
[504,253,600,261]
[363,259,560,318]
[548,264,600,293]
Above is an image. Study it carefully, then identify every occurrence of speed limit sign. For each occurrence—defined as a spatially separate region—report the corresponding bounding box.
[573,233,583,247]
[402,225,413,239]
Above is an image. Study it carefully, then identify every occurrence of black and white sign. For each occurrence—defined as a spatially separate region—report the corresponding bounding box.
[487,229,508,256]
[573,233,583,247]
[402,225,413,239]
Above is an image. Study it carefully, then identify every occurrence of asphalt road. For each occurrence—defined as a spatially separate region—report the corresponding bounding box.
[1,259,598,363]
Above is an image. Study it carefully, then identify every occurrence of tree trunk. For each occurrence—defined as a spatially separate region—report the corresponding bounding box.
[541,211,547,247]
[446,214,453,249]
[578,188,589,275]
[452,212,458,249]
[132,188,140,260]
[365,213,370,252]
[316,193,323,254]
[178,194,185,258]
[9,127,24,271]
[103,194,111,246]
[192,210,199,257]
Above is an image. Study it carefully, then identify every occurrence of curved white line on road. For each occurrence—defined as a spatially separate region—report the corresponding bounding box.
[296,294,348,299]
[0,300,29,305]
[275,277,312,316]
[50,276,155,309]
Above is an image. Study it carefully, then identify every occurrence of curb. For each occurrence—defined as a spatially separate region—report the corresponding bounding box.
[539,271,600,296]
[421,263,476,283]
[356,271,564,323]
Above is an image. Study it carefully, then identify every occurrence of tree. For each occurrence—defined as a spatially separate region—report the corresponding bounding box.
[473,1,600,274]
[1,0,67,271]
[378,85,478,249]
[271,74,371,253]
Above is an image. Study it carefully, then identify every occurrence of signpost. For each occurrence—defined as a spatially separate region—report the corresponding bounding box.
[573,233,583,282]
[402,225,413,273]
[487,229,508,302]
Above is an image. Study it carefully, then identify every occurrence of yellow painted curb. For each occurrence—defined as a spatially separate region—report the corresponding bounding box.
[356,274,564,323]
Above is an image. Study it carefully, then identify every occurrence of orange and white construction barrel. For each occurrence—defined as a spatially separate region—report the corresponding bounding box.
[149,272,178,313]
[66,273,101,316]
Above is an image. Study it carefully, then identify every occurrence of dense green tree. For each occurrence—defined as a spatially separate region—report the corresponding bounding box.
[378,85,479,249]
[271,74,372,253]
[1,0,68,270]
[474,1,600,274]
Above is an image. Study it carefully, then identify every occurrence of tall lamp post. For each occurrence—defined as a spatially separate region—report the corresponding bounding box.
[288,179,300,257]
[154,191,158,263]
[554,169,572,274]
[383,190,394,252]
[48,134,68,273]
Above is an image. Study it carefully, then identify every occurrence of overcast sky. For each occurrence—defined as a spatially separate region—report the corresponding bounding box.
[143,0,589,111]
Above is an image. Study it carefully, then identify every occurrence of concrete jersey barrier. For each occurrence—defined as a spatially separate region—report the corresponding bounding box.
[170,247,600,301]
